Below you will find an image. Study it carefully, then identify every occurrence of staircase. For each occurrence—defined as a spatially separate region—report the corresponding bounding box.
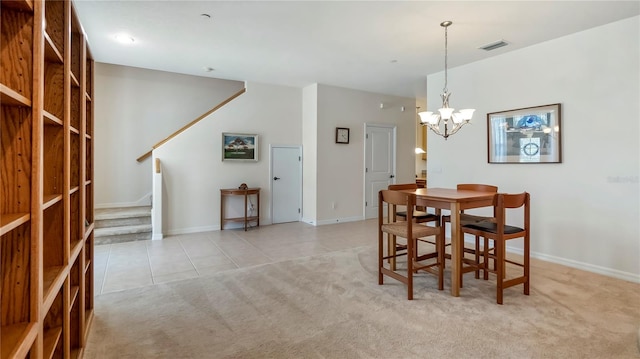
[95,206,153,245]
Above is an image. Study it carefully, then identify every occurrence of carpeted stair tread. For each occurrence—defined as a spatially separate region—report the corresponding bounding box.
[95,206,151,220]
[95,223,152,237]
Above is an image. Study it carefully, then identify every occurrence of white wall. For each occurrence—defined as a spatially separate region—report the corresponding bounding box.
[314,84,417,224]
[302,85,318,223]
[95,65,420,231]
[153,82,302,234]
[94,64,244,207]
[426,17,639,281]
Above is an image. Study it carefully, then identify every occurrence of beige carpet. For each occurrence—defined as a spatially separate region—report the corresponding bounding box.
[84,245,640,358]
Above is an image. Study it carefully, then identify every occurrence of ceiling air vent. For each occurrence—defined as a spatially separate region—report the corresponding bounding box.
[479,40,509,51]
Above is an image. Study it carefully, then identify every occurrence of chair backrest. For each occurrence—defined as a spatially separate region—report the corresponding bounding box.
[388,183,418,191]
[457,184,498,215]
[495,192,530,230]
[378,189,416,223]
[457,183,498,193]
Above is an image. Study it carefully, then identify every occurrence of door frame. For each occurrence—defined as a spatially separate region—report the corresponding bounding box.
[269,145,303,224]
[363,123,397,219]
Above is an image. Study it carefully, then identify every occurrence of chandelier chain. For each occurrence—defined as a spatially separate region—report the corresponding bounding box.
[443,24,448,93]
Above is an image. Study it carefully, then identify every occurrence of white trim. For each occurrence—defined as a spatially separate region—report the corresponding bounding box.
[507,246,640,284]
[460,236,640,284]
[315,216,364,226]
[165,221,274,236]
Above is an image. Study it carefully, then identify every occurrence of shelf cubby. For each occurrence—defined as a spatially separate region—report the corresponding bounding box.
[84,181,93,226]
[83,232,94,332]
[70,190,81,252]
[43,124,64,199]
[1,222,36,358]
[44,0,65,57]
[1,105,33,233]
[69,256,82,356]
[70,85,81,131]
[43,60,65,122]
[85,52,93,101]
[42,287,64,359]
[84,139,92,184]
[0,322,37,359]
[42,200,65,306]
[70,11,82,84]
[70,132,80,188]
[0,4,34,101]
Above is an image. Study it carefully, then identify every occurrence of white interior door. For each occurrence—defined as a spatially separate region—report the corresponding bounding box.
[271,146,302,224]
[364,124,396,219]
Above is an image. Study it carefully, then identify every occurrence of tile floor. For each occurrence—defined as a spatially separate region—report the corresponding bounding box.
[94,219,378,295]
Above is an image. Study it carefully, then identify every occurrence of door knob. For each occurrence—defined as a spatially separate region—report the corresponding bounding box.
[273,177,280,180]
[389,175,395,178]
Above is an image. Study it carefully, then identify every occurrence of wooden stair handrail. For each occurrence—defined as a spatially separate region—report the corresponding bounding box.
[136,87,246,162]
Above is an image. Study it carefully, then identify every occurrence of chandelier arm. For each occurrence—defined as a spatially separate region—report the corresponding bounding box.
[427,124,443,137]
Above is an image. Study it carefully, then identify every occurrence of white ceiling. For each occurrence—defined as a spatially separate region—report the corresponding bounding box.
[73,1,639,99]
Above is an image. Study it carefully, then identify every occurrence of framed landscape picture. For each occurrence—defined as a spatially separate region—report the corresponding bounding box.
[222,133,258,161]
[487,103,562,164]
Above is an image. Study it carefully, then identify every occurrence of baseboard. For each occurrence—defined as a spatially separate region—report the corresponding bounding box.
[166,225,219,236]
[314,216,364,226]
[152,233,164,240]
[462,236,640,284]
[508,246,640,284]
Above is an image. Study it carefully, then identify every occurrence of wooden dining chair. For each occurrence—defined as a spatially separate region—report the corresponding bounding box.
[378,190,444,300]
[460,192,530,304]
[441,184,498,283]
[386,183,440,270]
[388,183,440,223]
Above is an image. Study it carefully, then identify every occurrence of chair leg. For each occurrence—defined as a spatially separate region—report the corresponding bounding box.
[407,240,414,300]
[474,235,480,279]
[524,233,530,295]
[378,230,384,285]
[483,237,490,280]
[389,234,397,271]
[437,234,444,290]
[496,239,505,305]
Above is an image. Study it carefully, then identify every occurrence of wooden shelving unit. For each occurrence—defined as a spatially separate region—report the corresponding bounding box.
[1,0,95,357]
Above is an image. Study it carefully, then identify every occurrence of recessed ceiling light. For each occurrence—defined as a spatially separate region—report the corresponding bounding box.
[114,33,135,45]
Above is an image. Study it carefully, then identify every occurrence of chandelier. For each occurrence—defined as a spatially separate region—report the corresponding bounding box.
[419,21,474,140]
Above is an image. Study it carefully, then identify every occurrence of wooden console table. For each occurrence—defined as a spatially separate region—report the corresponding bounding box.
[220,188,260,231]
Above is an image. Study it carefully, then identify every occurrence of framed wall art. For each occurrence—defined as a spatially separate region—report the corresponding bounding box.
[222,133,258,161]
[335,127,350,144]
[487,103,562,164]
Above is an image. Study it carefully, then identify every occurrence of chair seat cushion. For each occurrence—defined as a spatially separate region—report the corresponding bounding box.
[443,213,496,225]
[381,222,440,238]
[396,211,439,221]
[462,222,524,235]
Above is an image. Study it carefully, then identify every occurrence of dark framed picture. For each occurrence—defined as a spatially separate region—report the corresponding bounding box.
[335,127,349,144]
[222,133,258,161]
[487,103,562,164]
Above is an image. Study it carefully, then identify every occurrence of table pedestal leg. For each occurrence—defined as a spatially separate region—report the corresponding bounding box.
[450,202,461,297]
